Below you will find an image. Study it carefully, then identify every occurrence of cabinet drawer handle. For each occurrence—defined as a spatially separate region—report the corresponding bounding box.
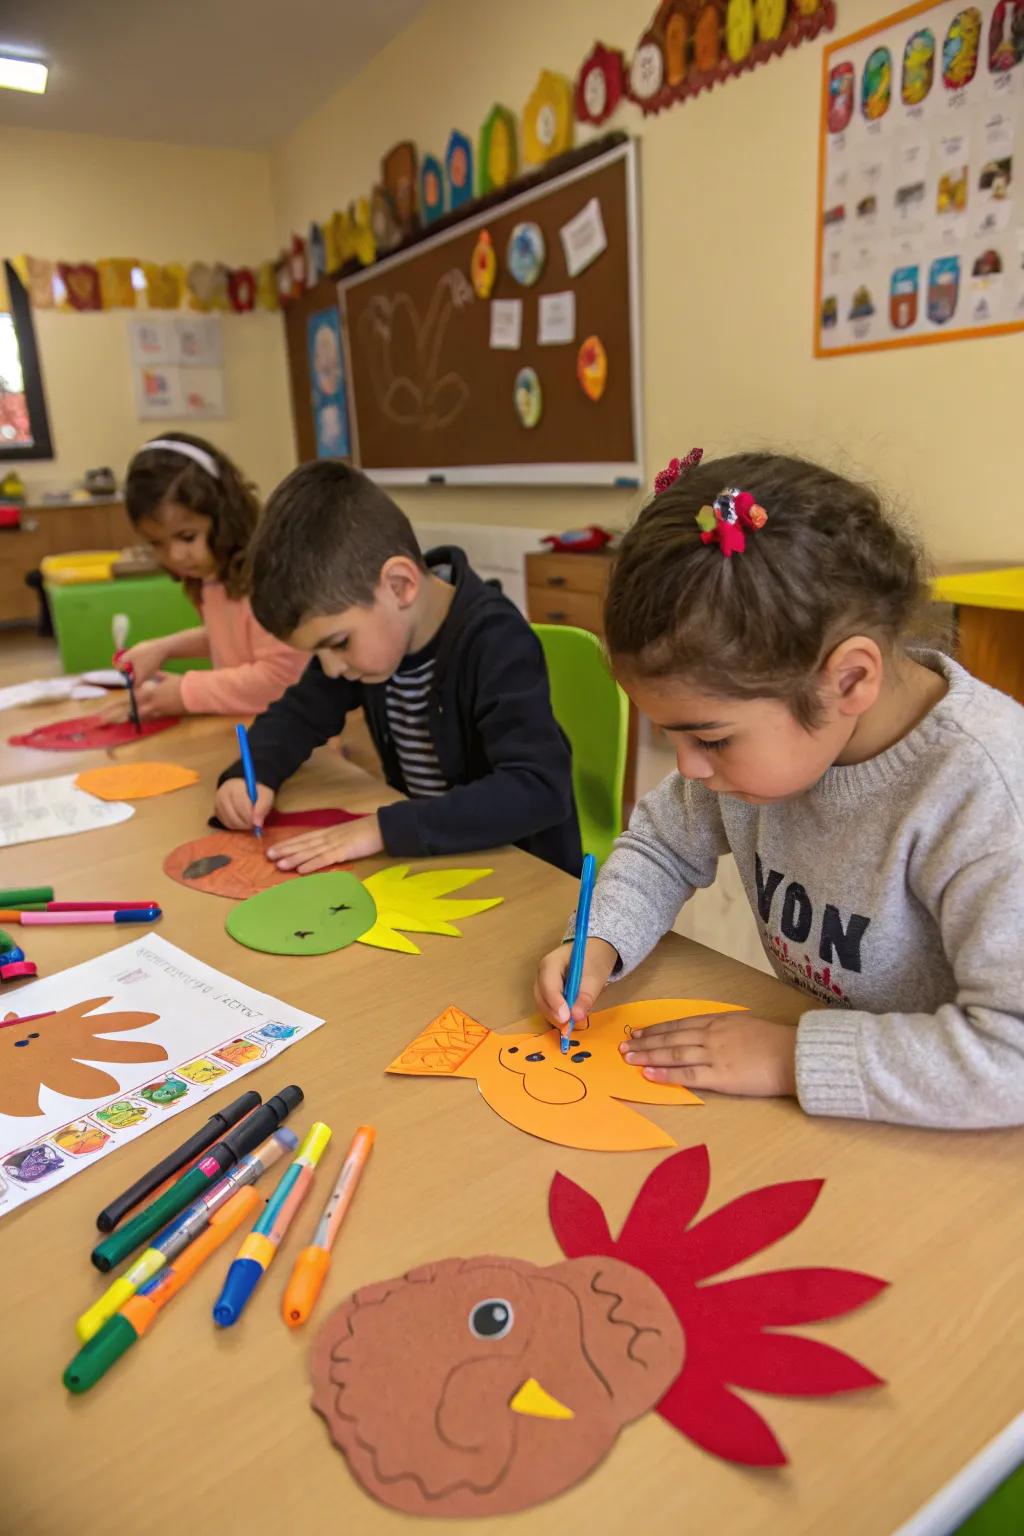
[546,575,567,587]
[546,610,568,622]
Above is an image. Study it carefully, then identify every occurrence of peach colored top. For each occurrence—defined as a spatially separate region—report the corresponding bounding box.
[178,582,308,716]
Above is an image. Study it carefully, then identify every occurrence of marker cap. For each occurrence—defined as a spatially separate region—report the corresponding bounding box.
[283,1246,331,1329]
[212,1256,263,1327]
[63,1315,137,1394]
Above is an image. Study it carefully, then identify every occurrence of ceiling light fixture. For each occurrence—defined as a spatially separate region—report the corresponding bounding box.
[0,57,48,94]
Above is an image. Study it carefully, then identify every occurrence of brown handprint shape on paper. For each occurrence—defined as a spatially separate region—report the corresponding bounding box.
[1,998,164,1117]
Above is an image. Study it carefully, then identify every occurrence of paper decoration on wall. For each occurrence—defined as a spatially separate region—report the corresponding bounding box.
[471,230,497,298]
[97,259,137,309]
[311,1146,887,1515]
[386,1000,730,1150]
[13,256,55,309]
[57,263,102,312]
[276,257,293,305]
[307,223,327,284]
[228,267,256,312]
[226,867,503,957]
[256,262,280,311]
[445,130,475,209]
[370,187,403,255]
[75,762,199,801]
[514,366,543,428]
[164,808,365,900]
[382,141,419,237]
[478,104,519,193]
[507,222,546,286]
[575,43,627,124]
[287,236,307,298]
[9,713,178,751]
[420,154,445,224]
[141,263,186,310]
[0,935,323,1219]
[523,70,575,165]
[577,335,608,400]
[185,262,229,312]
[307,307,350,458]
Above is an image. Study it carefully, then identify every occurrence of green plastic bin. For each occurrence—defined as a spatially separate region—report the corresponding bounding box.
[46,574,212,675]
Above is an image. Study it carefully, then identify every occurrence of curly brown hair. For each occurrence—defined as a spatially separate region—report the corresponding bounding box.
[605,452,926,728]
[124,432,260,602]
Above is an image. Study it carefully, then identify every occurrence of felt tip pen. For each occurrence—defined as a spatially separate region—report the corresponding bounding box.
[213,1121,331,1327]
[0,886,53,906]
[64,1186,261,1393]
[283,1125,375,1328]
[0,1007,51,1030]
[96,1088,262,1232]
[235,723,262,839]
[46,901,160,913]
[4,907,161,927]
[77,1127,296,1342]
[90,1085,303,1272]
[562,853,597,1053]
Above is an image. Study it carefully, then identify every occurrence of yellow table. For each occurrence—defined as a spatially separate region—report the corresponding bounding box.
[932,565,1024,705]
[0,707,1021,1535]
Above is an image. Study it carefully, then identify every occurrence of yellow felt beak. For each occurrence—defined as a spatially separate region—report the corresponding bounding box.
[509,1377,574,1420]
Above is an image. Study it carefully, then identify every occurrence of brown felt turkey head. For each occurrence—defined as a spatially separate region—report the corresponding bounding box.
[310,1253,683,1517]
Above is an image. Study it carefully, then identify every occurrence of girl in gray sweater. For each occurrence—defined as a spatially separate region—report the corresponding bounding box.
[534,451,1024,1129]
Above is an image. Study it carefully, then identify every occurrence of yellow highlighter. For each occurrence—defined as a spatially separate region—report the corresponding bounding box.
[283,1125,375,1328]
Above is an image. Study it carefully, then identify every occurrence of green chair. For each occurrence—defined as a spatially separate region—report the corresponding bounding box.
[533,623,629,867]
[955,1463,1024,1535]
[46,574,210,675]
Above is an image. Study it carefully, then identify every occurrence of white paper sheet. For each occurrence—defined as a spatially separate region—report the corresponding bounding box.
[0,678,105,712]
[0,774,135,848]
[559,197,608,277]
[0,935,324,1217]
[538,291,577,345]
[489,298,523,349]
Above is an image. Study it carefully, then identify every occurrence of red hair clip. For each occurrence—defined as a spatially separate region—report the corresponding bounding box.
[695,487,768,558]
[654,446,703,496]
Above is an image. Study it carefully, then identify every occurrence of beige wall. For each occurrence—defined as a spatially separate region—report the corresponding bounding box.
[272,0,1023,561]
[2,127,294,503]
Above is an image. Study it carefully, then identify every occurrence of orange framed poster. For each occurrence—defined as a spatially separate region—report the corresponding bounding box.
[814,0,1024,356]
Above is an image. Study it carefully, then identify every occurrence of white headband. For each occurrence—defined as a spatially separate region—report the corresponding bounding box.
[140,439,220,480]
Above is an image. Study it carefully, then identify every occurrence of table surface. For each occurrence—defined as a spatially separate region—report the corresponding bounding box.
[931,566,1024,613]
[0,703,1020,1536]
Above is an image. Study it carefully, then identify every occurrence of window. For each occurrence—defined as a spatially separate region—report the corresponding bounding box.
[1,259,54,460]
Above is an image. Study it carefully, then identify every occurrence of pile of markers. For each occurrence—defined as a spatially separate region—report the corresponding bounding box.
[0,885,164,985]
[63,1082,374,1392]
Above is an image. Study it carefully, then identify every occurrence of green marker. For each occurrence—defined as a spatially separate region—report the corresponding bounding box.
[0,886,53,906]
[90,1086,302,1272]
[0,929,17,954]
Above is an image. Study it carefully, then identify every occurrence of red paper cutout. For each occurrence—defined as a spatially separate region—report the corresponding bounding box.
[265,808,364,830]
[58,263,102,311]
[575,43,626,125]
[9,713,179,751]
[164,806,366,899]
[228,267,256,312]
[549,1145,887,1468]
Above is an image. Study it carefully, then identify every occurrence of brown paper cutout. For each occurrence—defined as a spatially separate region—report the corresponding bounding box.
[0,998,164,1118]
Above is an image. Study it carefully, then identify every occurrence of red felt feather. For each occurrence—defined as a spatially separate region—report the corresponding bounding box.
[548,1170,614,1257]
[656,1371,788,1467]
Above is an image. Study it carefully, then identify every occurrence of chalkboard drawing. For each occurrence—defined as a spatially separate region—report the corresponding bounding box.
[359,273,471,434]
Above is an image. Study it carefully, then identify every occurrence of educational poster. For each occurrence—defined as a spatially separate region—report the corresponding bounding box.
[307,306,351,458]
[0,935,323,1219]
[129,316,228,419]
[815,0,1024,355]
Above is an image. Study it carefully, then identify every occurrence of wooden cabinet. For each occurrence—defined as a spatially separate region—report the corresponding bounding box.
[525,548,638,814]
[0,500,134,624]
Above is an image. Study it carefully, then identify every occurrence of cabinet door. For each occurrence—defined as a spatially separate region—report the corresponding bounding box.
[526,586,605,635]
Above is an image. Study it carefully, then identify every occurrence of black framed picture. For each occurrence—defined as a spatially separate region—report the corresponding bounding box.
[1,259,54,461]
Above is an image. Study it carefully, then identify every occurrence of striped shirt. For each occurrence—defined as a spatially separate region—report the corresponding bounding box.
[384,653,448,799]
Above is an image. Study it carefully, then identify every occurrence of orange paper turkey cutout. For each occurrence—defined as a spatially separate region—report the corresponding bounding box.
[0,997,164,1118]
[387,999,743,1151]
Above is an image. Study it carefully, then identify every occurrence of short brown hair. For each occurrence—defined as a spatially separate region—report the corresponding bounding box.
[125,432,259,601]
[605,452,925,727]
[248,461,425,637]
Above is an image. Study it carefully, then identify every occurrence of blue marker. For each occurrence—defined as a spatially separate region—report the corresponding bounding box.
[561,853,596,1054]
[235,722,262,839]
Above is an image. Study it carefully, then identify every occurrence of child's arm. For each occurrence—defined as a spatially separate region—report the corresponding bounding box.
[216,658,358,792]
[796,839,1024,1129]
[178,625,308,717]
[120,628,210,684]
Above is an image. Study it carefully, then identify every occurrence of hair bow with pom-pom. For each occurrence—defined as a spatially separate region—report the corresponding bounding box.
[695,488,768,558]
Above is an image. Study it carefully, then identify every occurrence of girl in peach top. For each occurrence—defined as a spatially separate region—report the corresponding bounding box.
[115,433,308,718]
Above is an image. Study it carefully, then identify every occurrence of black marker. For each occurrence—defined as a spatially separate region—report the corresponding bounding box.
[95,1090,262,1233]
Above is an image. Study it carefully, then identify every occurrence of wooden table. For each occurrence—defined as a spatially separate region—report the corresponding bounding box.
[0,705,1021,1536]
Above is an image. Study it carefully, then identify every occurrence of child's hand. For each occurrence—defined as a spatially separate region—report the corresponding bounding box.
[215,778,275,831]
[620,1012,798,1098]
[119,637,170,687]
[534,937,619,1027]
[137,674,184,718]
[266,813,385,872]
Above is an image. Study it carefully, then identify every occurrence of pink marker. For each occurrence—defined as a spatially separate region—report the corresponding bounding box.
[0,1009,55,1030]
[45,902,159,913]
[19,907,161,927]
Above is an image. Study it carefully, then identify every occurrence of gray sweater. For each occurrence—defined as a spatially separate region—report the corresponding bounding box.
[587,652,1024,1129]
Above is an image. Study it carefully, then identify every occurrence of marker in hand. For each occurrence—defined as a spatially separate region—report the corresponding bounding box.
[235,722,262,839]
[112,612,141,735]
[561,853,596,1054]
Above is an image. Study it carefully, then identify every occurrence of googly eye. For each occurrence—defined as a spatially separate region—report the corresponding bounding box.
[468,1298,514,1340]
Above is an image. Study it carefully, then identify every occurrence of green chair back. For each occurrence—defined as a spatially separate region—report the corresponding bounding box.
[533,623,628,867]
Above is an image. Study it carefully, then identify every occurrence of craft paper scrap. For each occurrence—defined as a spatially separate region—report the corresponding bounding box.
[311,1145,887,1516]
[489,298,523,349]
[386,1000,732,1151]
[0,934,323,1219]
[538,290,576,345]
[8,713,178,751]
[0,774,134,849]
[559,197,607,278]
[76,762,199,801]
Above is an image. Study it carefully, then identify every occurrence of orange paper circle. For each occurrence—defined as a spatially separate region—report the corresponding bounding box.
[75,762,200,801]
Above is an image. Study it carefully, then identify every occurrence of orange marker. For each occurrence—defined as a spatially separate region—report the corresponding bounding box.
[283,1125,375,1328]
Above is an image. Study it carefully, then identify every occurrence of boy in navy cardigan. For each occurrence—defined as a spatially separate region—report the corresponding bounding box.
[215,461,582,875]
